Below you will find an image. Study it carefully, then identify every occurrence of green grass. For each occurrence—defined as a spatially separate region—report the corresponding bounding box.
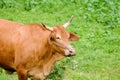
[0,0,120,80]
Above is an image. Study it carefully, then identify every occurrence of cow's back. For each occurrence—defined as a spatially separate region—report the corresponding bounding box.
[0,19,23,42]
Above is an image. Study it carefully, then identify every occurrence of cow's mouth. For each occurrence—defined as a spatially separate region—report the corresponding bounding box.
[66,54,75,57]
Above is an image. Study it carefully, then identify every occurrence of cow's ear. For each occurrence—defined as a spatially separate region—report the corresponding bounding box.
[68,32,80,41]
[49,31,56,41]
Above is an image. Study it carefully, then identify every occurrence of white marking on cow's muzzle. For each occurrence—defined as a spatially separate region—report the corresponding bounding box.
[65,45,75,56]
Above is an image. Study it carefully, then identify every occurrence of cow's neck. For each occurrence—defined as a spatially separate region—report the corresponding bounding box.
[42,44,65,76]
[36,39,65,77]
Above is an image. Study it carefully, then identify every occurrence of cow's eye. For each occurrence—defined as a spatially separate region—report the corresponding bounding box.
[56,36,61,40]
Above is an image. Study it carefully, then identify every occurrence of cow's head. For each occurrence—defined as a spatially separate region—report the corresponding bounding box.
[44,16,79,57]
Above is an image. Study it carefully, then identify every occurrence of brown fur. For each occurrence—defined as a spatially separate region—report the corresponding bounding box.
[0,19,79,80]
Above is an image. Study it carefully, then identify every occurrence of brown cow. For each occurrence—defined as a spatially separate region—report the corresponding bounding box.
[0,17,79,80]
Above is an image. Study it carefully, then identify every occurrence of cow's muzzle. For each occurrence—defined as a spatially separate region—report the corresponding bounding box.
[65,45,75,57]
[52,42,75,57]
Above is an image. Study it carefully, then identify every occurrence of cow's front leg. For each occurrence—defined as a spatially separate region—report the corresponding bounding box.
[16,66,28,80]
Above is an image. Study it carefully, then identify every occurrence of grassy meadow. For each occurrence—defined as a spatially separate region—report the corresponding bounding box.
[0,0,120,80]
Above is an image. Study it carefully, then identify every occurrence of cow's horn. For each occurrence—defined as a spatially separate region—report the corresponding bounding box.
[63,16,74,28]
[41,23,53,31]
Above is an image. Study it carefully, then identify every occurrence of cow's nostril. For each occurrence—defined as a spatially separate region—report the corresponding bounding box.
[69,50,73,53]
[69,49,75,56]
